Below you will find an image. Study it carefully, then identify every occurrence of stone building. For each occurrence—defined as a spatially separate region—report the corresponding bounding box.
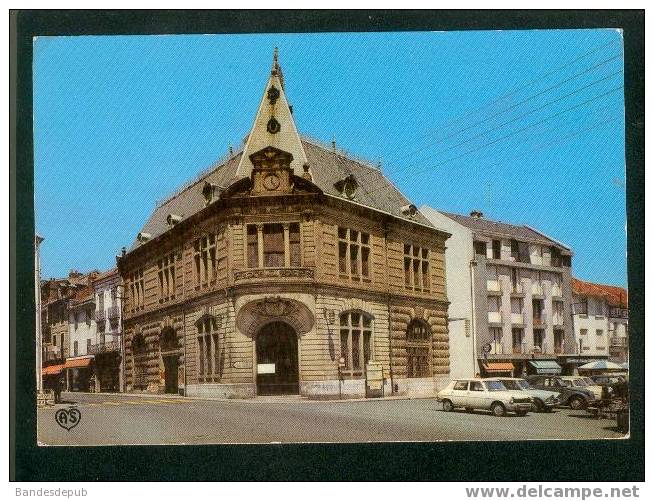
[422,208,575,378]
[118,51,451,399]
[572,278,628,365]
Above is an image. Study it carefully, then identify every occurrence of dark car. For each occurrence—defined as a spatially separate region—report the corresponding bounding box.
[526,375,595,410]
[591,374,626,386]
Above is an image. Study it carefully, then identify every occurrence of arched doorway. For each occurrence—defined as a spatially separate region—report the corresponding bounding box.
[160,327,180,394]
[256,322,299,395]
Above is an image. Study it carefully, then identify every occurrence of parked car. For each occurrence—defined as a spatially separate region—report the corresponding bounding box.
[559,376,604,399]
[493,377,560,412]
[590,374,626,386]
[437,378,533,417]
[527,375,595,410]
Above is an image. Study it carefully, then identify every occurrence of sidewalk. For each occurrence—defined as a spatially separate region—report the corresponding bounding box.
[61,390,438,405]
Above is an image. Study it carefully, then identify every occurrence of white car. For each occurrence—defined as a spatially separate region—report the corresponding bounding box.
[437,378,533,417]
[559,376,604,399]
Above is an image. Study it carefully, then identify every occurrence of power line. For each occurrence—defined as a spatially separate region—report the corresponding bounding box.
[354,68,622,188]
[384,54,623,167]
[362,85,623,197]
[415,38,621,142]
[404,69,623,166]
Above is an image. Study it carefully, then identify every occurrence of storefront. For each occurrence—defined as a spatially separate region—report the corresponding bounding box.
[481,361,514,377]
[557,356,608,376]
[63,356,94,392]
[527,360,562,376]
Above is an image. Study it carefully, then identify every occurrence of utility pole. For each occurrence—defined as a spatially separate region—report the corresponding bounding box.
[35,234,44,393]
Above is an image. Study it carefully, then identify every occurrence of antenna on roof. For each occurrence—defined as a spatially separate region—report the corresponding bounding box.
[331,136,336,152]
[228,144,233,157]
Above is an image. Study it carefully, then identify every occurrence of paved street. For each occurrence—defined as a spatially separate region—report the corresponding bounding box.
[37,392,626,445]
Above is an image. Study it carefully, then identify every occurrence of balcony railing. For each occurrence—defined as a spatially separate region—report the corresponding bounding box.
[512,343,525,354]
[609,307,629,319]
[552,285,563,297]
[552,314,564,326]
[95,309,106,321]
[486,279,501,292]
[488,311,502,324]
[511,283,524,294]
[511,312,525,324]
[610,336,628,347]
[531,283,544,295]
[533,316,546,327]
[88,340,120,355]
[108,305,120,319]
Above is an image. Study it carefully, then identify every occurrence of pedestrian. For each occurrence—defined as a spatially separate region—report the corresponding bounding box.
[53,374,63,404]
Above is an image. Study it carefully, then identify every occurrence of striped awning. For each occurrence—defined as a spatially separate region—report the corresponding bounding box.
[64,356,94,369]
[483,362,514,373]
[529,360,562,374]
[42,364,65,376]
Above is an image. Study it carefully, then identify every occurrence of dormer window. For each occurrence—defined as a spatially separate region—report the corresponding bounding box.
[202,182,219,205]
[167,214,182,226]
[334,174,358,200]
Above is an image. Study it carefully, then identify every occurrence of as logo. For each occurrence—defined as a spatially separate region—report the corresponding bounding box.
[55,407,81,431]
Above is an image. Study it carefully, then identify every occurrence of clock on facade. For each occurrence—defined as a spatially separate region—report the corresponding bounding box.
[263,173,280,191]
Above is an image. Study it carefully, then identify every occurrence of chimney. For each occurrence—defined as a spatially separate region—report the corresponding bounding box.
[470,210,484,219]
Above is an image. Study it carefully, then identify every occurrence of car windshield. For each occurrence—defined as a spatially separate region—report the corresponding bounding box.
[517,379,531,390]
[559,380,572,387]
[499,380,521,390]
[485,381,506,391]
[572,379,587,387]
[582,377,595,385]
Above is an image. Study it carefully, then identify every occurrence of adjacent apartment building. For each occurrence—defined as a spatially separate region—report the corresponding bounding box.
[572,278,629,364]
[117,50,452,399]
[421,207,575,378]
[66,283,97,391]
[91,268,123,392]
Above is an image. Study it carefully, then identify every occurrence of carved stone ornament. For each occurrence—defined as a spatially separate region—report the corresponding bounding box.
[234,268,315,282]
[267,117,281,134]
[267,85,280,105]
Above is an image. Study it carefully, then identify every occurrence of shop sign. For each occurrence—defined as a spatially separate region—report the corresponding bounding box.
[257,363,275,374]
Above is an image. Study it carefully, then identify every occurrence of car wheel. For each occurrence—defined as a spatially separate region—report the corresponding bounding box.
[516,410,528,417]
[465,407,474,413]
[569,396,585,410]
[533,399,544,412]
[491,402,506,417]
[442,399,454,412]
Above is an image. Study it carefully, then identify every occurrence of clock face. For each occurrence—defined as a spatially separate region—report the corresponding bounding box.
[263,173,280,191]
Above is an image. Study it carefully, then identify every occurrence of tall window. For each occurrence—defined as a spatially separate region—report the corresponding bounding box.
[158,252,177,302]
[129,268,144,312]
[490,327,503,354]
[86,338,91,354]
[339,311,372,376]
[534,329,544,351]
[98,291,104,311]
[246,223,302,268]
[73,340,79,357]
[263,224,285,267]
[197,316,220,382]
[338,227,370,281]
[194,235,216,287]
[492,239,501,259]
[512,328,524,354]
[132,333,147,390]
[406,319,431,378]
[404,244,430,292]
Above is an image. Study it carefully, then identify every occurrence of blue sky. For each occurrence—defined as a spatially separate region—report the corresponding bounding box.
[34,30,626,286]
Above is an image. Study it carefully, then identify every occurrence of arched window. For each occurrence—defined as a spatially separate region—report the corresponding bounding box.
[160,327,179,352]
[131,333,147,390]
[196,315,220,382]
[406,319,431,378]
[339,311,373,376]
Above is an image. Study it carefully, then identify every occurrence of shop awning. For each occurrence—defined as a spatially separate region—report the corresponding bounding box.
[42,364,65,376]
[483,362,514,373]
[529,360,562,374]
[64,357,93,369]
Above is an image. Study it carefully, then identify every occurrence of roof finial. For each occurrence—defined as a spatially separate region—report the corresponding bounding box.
[331,136,336,152]
[271,47,279,75]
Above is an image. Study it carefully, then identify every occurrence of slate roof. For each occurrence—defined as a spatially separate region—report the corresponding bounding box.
[440,211,570,250]
[572,278,628,307]
[129,138,434,251]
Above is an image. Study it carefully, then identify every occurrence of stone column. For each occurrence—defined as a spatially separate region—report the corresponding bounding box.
[283,223,291,267]
[257,224,264,268]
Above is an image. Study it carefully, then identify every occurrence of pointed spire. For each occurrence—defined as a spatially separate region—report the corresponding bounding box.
[235,47,308,179]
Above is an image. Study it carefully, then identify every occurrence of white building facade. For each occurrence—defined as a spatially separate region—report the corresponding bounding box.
[92,269,123,392]
[572,278,628,364]
[422,208,577,377]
